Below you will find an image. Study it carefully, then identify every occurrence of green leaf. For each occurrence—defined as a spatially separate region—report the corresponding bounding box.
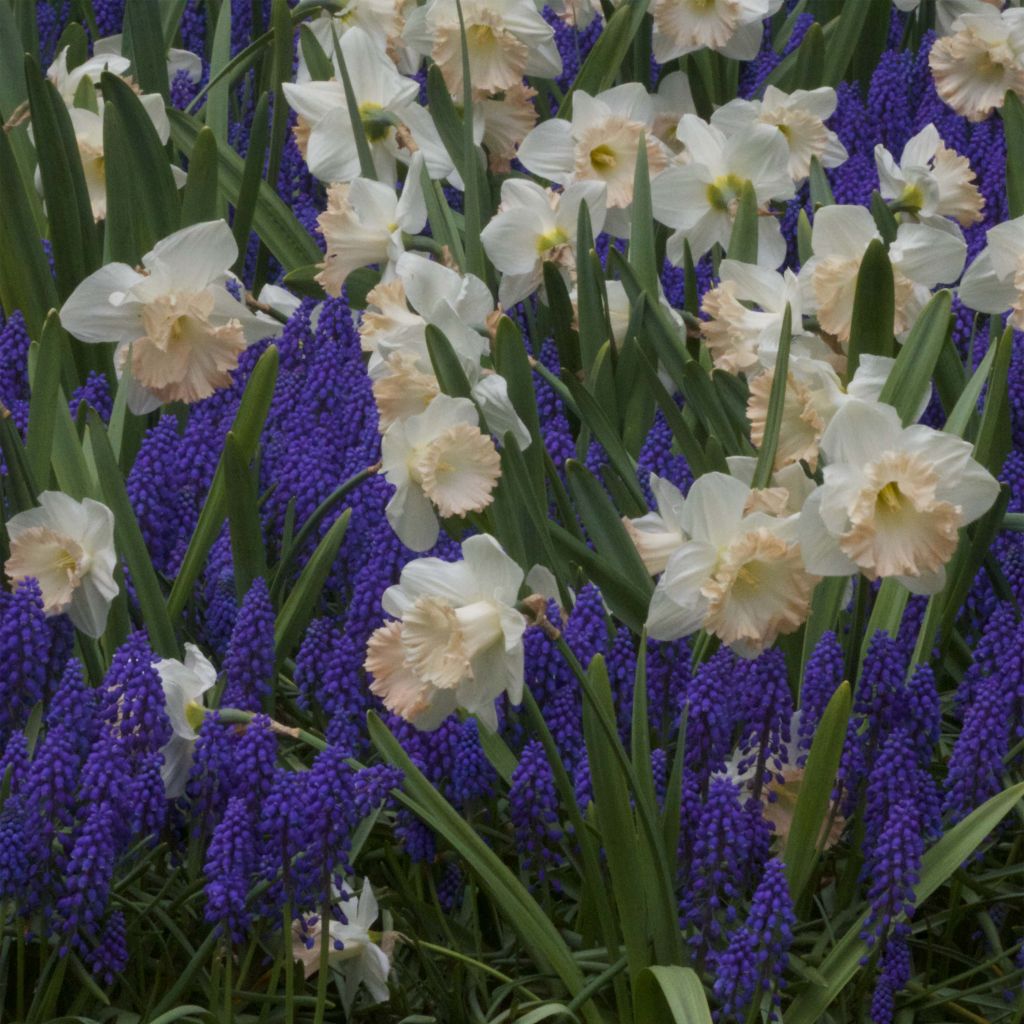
[807,155,835,209]
[869,190,898,244]
[780,20,824,91]
[26,312,67,487]
[299,24,334,81]
[877,289,951,424]
[542,262,583,376]
[425,324,474,400]
[564,387,647,513]
[575,203,609,375]
[367,712,601,1024]
[583,656,649,990]
[223,431,268,600]
[168,108,322,272]
[231,91,271,274]
[627,136,658,296]
[1003,91,1024,218]
[846,238,894,380]
[567,461,652,593]
[0,412,39,514]
[274,509,350,661]
[88,413,179,658]
[786,682,850,905]
[750,305,792,488]
[123,0,171,99]
[330,22,377,181]
[166,346,279,622]
[23,56,100,299]
[972,325,1013,476]
[548,522,650,633]
[821,0,874,87]
[634,967,712,1024]
[559,0,651,117]
[0,120,59,337]
[726,180,759,264]
[944,337,996,438]
[101,71,180,260]
[494,314,545,492]
[180,125,221,227]
[204,0,232,145]
[785,781,1024,1024]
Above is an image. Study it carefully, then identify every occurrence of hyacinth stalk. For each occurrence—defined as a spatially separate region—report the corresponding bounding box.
[1,2,1024,1023]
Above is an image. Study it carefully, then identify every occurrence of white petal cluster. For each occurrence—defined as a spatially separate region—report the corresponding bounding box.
[156,644,217,798]
[929,5,1024,120]
[651,114,795,267]
[362,253,528,448]
[40,45,185,221]
[4,492,118,638]
[959,214,1024,328]
[365,535,526,730]
[799,400,999,594]
[651,0,784,64]
[875,123,985,226]
[61,221,280,412]
[636,472,818,658]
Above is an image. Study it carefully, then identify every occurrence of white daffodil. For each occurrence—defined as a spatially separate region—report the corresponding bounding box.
[640,472,818,657]
[725,457,817,518]
[156,644,217,799]
[929,6,1024,121]
[799,205,966,344]
[365,534,527,730]
[710,85,847,182]
[958,214,1024,327]
[402,0,560,98]
[34,97,180,221]
[297,3,419,81]
[317,154,426,296]
[46,44,129,103]
[623,474,689,576]
[293,881,392,1012]
[651,0,783,63]
[546,0,603,28]
[361,254,529,446]
[93,33,203,85]
[895,0,1003,38]
[517,84,669,237]
[746,354,929,473]
[4,491,118,638]
[875,123,984,227]
[799,399,999,594]
[651,70,697,152]
[476,84,538,173]
[60,220,280,413]
[283,26,419,184]
[481,179,607,308]
[652,115,794,267]
[701,259,829,374]
[380,394,502,551]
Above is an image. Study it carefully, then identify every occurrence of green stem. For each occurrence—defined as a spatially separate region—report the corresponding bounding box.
[283,902,295,1024]
[314,901,331,1024]
[224,942,233,1024]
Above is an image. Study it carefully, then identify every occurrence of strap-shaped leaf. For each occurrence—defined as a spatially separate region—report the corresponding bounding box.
[167,346,279,621]
[846,238,895,379]
[367,712,602,1023]
[88,413,179,658]
[785,781,1024,1024]
[634,967,713,1024]
[169,108,322,272]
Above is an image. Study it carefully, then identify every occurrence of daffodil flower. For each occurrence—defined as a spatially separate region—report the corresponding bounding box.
[365,534,527,730]
[60,220,280,413]
[4,491,118,638]
[798,399,999,594]
[156,644,217,798]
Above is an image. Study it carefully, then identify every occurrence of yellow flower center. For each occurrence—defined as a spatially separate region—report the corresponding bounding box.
[589,144,617,171]
[185,700,206,731]
[706,172,746,212]
[536,226,569,254]
[897,182,926,212]
[359,101,392,142]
